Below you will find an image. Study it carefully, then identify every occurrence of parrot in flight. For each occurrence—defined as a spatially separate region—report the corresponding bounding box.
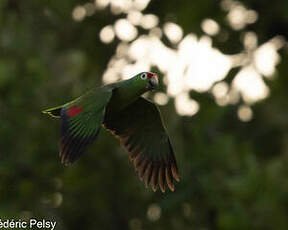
[42,72,179,192]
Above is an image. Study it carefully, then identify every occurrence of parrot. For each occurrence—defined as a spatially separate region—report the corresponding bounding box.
[42,72,179,192]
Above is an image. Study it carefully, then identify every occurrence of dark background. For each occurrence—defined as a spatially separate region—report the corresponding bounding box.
[1,0,288,229]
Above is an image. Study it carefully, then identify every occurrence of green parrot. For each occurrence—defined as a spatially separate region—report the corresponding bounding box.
[42,72,179,192]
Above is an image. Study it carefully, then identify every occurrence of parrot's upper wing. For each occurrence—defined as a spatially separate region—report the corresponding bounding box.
[103,97,179,192]
[60,86,113,165]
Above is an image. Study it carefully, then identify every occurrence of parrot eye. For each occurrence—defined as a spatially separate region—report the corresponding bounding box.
[140,73,147,80]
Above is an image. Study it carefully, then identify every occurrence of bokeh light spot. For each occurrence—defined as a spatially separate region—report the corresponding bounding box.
[72,6,86,22]
[226,2,258,30]
[114,19,138,41]
[212,81,229,98]
[154,92,169,105]
[127,10,143,25]
[147,203,161,222]
[246,10,258,24]
[164,22,183,44]
[111,0,132,14]
[95,0,110,9]
[233,66,269,104]
[134,0,151,11]
[201,19,220,36]
[140,14,159,29]
[227,5,247,30]
[243,31,257,50]
[175,93,199,116]
[238,105,253,122]
[84,3,95,16]
[100,25,115,44]
[254,40,281,77]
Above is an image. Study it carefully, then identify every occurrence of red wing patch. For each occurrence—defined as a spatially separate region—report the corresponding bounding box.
[67,105,83,117]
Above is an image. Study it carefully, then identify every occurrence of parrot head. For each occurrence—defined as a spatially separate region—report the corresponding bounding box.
[137,72,159,90]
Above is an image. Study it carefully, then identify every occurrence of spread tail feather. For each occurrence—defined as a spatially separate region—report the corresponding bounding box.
[42,105,63,118]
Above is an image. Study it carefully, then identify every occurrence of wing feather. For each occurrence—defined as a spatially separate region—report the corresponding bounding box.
[59,87,112,164]
[104,97,179,192]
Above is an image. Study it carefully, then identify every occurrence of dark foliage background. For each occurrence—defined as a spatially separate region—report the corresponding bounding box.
[1,0,288,229]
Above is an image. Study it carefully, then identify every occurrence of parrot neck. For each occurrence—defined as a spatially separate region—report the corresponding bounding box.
[107,78,148,112]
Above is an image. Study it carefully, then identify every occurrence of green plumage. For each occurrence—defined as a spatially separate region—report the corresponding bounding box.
[42,72,179,192]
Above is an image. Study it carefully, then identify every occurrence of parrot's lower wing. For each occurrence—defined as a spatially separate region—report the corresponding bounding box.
[60,88,112,165]
[104,97,179,192]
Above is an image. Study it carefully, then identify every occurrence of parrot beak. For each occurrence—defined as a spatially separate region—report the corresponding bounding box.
[147,73,159,89]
